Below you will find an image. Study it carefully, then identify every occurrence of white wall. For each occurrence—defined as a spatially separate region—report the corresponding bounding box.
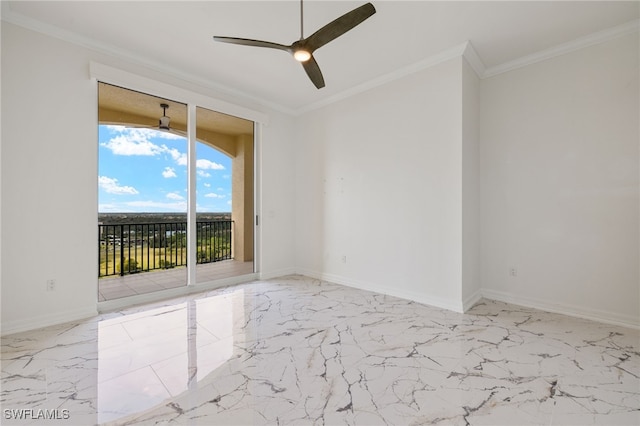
[480,33,639,327]
[461,58,481,308]
[3,19,638,333]
[1,23,296,334]
[295,58,468,311]
[2,23,99,333]
[258,111,297,278]
[0,23,3,328]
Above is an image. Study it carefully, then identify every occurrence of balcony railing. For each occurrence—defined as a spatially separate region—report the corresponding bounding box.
[99,220,233,277]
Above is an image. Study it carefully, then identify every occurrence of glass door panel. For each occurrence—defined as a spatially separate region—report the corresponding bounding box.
[195,107,254,284]
[98,82,188,301]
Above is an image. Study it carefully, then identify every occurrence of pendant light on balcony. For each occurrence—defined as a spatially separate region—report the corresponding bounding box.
[158,103,171,130]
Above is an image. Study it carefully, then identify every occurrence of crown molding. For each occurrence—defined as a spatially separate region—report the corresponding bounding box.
[462,41,486,78]
[298,42,470,115]
[483,18,640,78]
[0,3,297,116]
[295,18,640,114]
[3,1,474,117]
[298,41,488,115]
[3,1,638,115]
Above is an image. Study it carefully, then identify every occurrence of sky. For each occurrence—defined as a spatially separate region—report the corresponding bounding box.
[98,125,232,213]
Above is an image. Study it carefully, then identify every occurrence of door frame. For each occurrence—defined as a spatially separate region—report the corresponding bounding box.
[92,62,266,311]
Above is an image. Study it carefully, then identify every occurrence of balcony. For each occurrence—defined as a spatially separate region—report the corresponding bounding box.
[98,220,253,301]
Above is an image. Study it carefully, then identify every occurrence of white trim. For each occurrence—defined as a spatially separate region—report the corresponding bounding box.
[462,41,486,79]
[91,64,263,311]
[259,267,297,280]
[97,273,258,314]
[1,4,293,116]
[462,289,483,312]
[186,104,198,286]
[296,268,465,313]
[1,307,98,336]
[89,62,269,125]
[483,19,640,78]
[298,42,469,115]
[264,271,639,329]
[6,273,636,334]
[4,2,638,113]
[253,122,263,277]
[482,289,640,331]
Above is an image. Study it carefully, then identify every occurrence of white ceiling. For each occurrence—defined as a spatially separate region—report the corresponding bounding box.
[3,1,639,113]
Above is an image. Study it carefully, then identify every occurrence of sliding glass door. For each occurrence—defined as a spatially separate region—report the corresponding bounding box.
[97,83,254,302]
[194,107,255,285]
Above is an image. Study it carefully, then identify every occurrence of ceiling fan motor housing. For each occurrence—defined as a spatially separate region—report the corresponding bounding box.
[159,103,170,130]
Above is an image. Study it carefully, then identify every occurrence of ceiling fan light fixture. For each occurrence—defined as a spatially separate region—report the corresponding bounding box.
[294,49,311,62]
[159,103,171,130]
[213,1,375,89]
[158,116,171,131]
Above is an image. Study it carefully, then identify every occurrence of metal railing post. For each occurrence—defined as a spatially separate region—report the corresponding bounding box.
[119,224,125,276]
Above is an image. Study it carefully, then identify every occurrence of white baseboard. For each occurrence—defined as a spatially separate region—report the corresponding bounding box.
[6,273,635,335]
[296,268,465,313]
[259,267,297,281]
[462,289,483,312]
[481,289,640,330]
[289,271,639,330]
[1,307,98,336]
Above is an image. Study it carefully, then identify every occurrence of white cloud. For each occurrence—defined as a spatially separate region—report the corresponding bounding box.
[197,170,211,178]
[166,192,184,200]
[204,192,227,198]
[204,183,211,188]
[162,167,177,178]
[196,159,225,170]
[166,147,187,166]
[98,176,139,195]
[101,135,164,156]
[101,127,184,157]
[101,128,226,176]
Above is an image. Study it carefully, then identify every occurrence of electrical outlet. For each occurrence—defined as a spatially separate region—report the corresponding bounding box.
[341,255,347,264]
[46,279,56,291]
[509,268,517,277]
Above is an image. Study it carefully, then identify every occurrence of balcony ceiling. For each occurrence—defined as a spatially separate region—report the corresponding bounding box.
[98,82,254,136]
[3,1,639,113]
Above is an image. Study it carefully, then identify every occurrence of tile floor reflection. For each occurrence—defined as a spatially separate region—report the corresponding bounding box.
[96,293,240,423]
[1,275,639,425]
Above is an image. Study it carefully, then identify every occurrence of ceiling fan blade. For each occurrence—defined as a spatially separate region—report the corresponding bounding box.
[213,36,291,52]
[305,2,376,52]
[128,124,188,137]
[301,55,325,89]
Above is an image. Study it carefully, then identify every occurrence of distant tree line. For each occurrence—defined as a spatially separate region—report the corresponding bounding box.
[98,212,232,225]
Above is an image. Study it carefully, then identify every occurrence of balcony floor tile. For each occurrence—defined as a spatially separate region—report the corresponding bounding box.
[98,260,254,302]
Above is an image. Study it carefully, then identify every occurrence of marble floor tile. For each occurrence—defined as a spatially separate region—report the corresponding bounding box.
[2,275,639,425]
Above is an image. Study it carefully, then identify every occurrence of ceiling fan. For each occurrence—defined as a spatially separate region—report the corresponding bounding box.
[158,103,171,131]
[132,103,187,136]
[213,0,376,89]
